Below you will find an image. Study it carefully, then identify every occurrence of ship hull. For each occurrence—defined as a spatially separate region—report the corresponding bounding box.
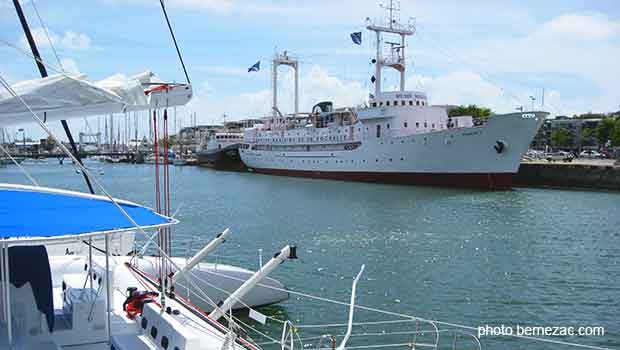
[197,144,245,170]
[241,112,546,189]
[250,167,514,189]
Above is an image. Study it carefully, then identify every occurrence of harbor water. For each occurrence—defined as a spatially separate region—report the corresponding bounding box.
[2,162,619,349]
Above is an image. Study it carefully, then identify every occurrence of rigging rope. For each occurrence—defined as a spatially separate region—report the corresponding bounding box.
[158,0,191,84]
[30,0,63,71]
[0,140,38,186]
[197,268,614,350]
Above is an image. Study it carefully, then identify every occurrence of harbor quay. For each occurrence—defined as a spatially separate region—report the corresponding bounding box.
[514,159,620,191]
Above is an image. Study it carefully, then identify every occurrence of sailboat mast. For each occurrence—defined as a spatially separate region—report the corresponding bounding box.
[12,0,95,193]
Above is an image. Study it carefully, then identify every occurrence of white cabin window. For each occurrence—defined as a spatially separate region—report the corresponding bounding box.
[404,122,408,128]
[376,125,381,138]
[416,101,420,106]
[386,101,390,106]
[401,101,406,106]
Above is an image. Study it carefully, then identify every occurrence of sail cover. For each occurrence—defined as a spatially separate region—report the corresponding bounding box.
[0,184,175,241]
[0,71,192,126]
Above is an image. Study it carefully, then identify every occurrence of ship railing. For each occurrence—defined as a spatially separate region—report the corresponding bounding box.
[268,318,482,350]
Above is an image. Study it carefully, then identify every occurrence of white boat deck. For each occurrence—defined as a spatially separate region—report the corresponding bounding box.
[3,257,251,350]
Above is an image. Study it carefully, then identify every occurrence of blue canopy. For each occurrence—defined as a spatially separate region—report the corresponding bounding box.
[0,184,175,241]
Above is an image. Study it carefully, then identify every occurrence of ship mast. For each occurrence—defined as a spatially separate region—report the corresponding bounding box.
[272,51,299,123]
[366,0,415,97]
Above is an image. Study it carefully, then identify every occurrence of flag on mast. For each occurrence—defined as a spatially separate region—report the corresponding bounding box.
[350,32,362,45]
[248,61,261,72]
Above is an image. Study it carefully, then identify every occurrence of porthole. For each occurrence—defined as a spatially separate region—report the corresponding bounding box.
[161,336,169,349]
[141,318,148,330]
[150,326,158,339]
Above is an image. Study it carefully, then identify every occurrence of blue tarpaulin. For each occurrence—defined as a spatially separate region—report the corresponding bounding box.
[0,186,173,239]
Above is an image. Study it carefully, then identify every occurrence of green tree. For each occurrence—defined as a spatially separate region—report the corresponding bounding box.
[596,117,616,145]
[610,119,620,147]
[551,128,571,148]
[574,112,606,119]
[448,105,493,120]
[580,127,596,147]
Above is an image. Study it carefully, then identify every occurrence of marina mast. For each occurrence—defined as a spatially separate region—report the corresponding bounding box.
[366,0,415,96]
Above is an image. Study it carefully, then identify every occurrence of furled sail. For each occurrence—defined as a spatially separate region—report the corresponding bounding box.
[0,71,192,126]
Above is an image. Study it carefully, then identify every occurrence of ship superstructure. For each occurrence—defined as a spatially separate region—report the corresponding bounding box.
[239,2,546,189]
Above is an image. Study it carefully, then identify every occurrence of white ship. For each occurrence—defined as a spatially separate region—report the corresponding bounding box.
[240,4,547,189]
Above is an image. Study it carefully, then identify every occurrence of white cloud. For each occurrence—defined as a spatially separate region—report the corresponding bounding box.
[195,65,248,77]
[184,65,367,123]
[409,71,511,111]
[535,14,620,42]
[167,0,233,12]
[60,58,80,75]
[60,30,91,50]
[402,67,572,115]
[413,12,620,116]
[20,27,92,51]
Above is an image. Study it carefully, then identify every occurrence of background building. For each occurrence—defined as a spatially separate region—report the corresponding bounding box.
[531,116,602,151]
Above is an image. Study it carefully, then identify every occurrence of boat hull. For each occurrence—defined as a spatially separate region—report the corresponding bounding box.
[197,144,245,171]
[250,167,514,189]
[241,112,546,190]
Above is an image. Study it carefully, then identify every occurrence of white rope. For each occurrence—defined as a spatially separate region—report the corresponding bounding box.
[30,0,64,71]
[0,141,39,186]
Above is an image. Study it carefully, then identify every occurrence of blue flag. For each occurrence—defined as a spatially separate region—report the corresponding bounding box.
[350,32,362,45]
[248,61,260,72]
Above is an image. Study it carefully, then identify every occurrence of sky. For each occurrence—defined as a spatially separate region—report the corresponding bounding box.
[1,0,619,141]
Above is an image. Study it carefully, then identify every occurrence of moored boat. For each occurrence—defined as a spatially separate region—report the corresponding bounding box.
[239,7,547,190]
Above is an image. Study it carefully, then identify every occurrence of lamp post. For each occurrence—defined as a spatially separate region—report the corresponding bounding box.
[529,96,536,111]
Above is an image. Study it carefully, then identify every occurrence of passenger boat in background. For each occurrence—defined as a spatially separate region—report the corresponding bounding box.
[240,7,547,190]
[197,131,245,170]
